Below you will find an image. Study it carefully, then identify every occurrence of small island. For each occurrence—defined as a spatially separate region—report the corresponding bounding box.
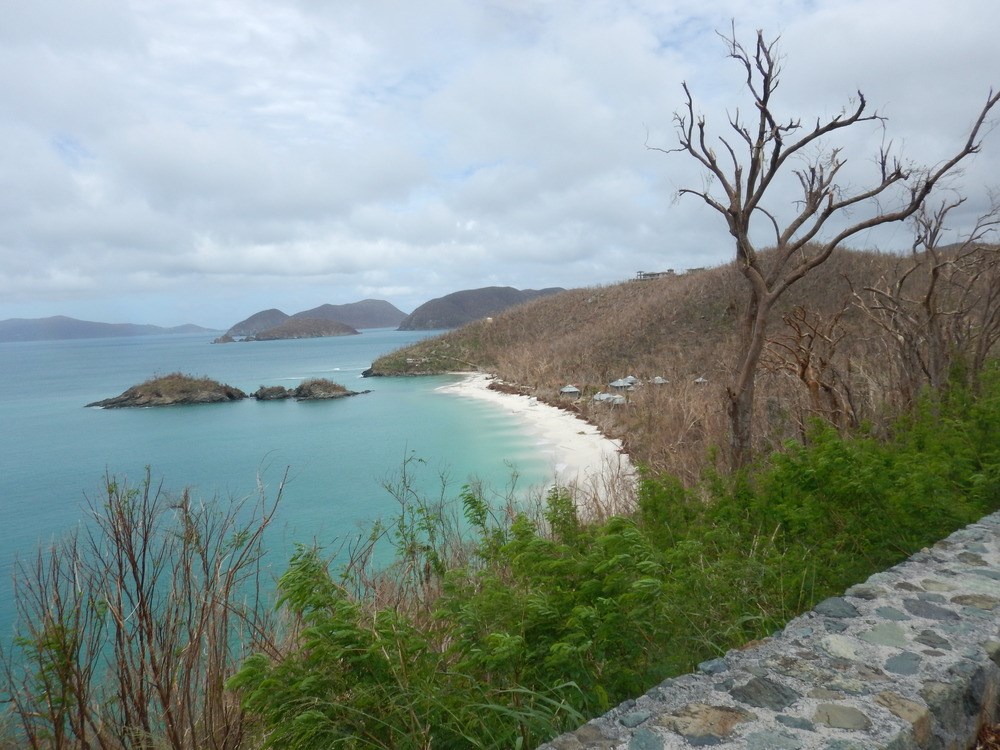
[213,318,359,343]
[87,374,366,408]
[252,379,370,400]
[86,373,247,408]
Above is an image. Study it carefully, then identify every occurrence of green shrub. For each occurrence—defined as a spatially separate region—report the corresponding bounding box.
[228,374,1000,748]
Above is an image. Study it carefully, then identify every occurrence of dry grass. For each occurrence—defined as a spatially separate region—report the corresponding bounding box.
[978,722,1000,749]
[373,245,998,482]
[139,372,230,396]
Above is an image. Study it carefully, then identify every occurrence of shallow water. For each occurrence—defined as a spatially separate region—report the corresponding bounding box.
[0,329,550,635]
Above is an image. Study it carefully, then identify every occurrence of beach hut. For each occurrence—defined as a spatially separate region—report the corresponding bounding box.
[651,376,669,385]
[609,378,633,391]
[560,385,582,397]
[592,392,613,402]
[694,376,709,385]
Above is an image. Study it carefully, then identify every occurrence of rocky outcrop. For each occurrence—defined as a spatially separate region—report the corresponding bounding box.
[291,378,366,399]
[89,375,367,407]
[86,374,247,408]
[251,385,290,400]
[251,379,369,401]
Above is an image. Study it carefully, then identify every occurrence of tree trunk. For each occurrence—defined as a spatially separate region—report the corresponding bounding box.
[727,379,756,470]
[726,290,772,468]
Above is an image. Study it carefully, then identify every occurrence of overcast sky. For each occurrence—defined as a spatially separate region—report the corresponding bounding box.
[1,0,998,328]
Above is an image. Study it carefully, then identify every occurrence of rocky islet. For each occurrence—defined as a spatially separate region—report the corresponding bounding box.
[87,374,367,408]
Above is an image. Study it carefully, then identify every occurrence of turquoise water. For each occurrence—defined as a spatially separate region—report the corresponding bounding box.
[0,330,549,636]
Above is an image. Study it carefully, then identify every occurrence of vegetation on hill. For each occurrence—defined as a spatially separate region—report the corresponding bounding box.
[368,251,871,479]
[252,378,367,400]
[222,300,406,340]
[370,238,1000,484]
[226,308,290,337]
[658,29,998,469]
[292,299,407,329]
[246,317,359,341]
[86,372,247,407]
[397,286,564,330]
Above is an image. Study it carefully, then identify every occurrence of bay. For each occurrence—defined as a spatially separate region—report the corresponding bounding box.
[0,329,550,636]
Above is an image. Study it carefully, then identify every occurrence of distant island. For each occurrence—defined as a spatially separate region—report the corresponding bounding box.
[215,318,360,343]
[216,288,569,340]
[86,373,367,408]
[0,316,213,343]
[397,286,564,330]
[218,299,406,341]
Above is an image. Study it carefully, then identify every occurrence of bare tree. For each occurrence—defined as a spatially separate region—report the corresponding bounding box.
[855,196,1000,403]
[654,28,999,468]
[1,470,282,749]
[763,302,859,433]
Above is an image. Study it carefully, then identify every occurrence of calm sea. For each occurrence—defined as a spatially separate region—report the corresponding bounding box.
[0,329,550,636]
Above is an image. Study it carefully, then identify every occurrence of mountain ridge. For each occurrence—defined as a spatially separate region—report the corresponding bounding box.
[224,299,405,338]
[397,286,565,330]
[0,316,212,342]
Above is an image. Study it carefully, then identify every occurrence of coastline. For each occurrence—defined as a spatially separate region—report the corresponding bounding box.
[436,373,636,518]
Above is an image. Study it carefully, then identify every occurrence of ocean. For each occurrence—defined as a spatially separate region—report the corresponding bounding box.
[0,329,550,636]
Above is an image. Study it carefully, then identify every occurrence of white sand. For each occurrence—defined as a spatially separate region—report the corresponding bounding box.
[436,373,636,517]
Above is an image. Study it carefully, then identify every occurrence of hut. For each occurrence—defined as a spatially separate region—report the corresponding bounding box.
[559,385,582,397]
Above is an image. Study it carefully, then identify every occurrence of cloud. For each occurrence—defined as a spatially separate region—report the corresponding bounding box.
[1,0,998,325]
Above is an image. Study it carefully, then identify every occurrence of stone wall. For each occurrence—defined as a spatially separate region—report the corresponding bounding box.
[539,512,1000,749]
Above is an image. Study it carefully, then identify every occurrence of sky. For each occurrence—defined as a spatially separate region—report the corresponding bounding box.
[1,0,998,328]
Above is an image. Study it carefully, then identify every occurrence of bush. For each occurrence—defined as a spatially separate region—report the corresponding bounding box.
[10,372,1000,748]
[0,470,281,749]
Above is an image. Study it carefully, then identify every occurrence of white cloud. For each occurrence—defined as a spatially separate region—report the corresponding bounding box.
[0,0,997,325]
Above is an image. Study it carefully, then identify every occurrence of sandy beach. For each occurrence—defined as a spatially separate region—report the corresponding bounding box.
[436,373,636,517]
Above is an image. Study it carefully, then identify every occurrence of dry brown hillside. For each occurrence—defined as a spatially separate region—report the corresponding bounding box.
[370,246,998,481]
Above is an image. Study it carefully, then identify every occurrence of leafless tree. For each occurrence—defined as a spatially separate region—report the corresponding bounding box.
[653,27,999,468]
[763,302,859,433]
[0,470,283,749]
[854,196,1000,403]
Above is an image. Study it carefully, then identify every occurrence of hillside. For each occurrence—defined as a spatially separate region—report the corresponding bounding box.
[224,299,405,339]
[226,308,290,337]
[246,318,359,341]
[397,286,564,330]
[292,299,406,329]
[368,249,935,480]
[0,316,211,342]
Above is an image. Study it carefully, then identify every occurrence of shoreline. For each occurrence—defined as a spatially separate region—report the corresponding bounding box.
[436,373,636,518]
